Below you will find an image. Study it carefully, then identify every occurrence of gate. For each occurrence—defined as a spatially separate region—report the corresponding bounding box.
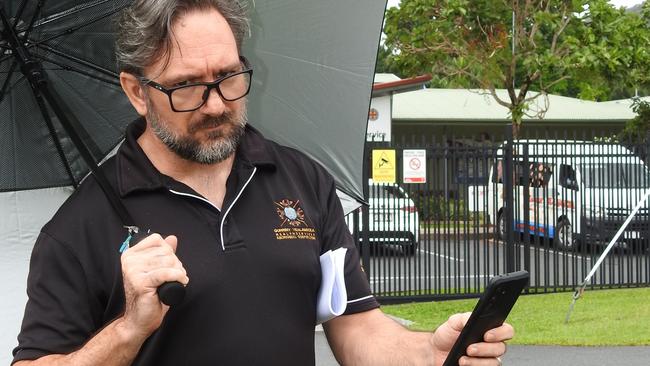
[349,129,650,303]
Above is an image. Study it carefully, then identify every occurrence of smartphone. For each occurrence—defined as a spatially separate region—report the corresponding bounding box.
[442,270,529,366]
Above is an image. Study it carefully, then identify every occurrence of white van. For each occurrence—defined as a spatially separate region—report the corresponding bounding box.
[487,140,650,250]
[346,180,420,254]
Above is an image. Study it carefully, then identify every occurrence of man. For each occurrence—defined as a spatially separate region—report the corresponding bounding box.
[12,1,513,365]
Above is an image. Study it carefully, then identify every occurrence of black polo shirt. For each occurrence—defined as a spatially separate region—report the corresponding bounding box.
[13,119,379,365]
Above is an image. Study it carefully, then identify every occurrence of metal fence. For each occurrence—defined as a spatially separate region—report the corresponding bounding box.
[348,130,650,303]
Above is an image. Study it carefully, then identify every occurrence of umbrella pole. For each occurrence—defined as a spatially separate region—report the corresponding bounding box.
[32,87,79,188]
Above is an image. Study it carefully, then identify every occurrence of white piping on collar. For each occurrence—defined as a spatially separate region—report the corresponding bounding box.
[168,189,221,212]
[220,166,257,251]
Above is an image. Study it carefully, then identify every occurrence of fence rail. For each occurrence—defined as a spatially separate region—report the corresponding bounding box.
[349,132,650,303]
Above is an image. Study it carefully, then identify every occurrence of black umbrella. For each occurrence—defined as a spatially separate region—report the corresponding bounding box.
[0,0,185,305]
[1,0,387,205]
[0,0,385,303]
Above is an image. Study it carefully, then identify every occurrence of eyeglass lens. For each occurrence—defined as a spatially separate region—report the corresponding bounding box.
[170,72,251,111]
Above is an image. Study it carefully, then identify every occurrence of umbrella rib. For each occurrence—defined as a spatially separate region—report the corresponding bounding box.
[255,49,365,78]
[51,68,120,144]
[1,5,94,64]
[33,54,121,87]
[34,43,120,81]
[21,0,44,42]
[0,2,129,66]
[31,0,127,30]
[28,4,127,47]
[13,0,30,27]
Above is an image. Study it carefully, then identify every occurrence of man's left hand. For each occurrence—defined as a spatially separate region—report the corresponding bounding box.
[433,312,513,366]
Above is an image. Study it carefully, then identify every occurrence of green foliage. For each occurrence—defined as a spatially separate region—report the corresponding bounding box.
[618,98,650,142]
[411,193,479,221]
[381,0,650,132]
[383,287,650,346]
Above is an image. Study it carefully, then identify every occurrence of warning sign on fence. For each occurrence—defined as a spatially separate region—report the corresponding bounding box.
[372,149,396,183]
[403,149,426,183]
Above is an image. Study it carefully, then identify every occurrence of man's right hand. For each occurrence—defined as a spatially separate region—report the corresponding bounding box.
[119,234,189,339]
[13,234,189,366]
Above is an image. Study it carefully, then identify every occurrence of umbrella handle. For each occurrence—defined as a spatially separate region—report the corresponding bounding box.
[157,281,186,307]
[129,230,187,306]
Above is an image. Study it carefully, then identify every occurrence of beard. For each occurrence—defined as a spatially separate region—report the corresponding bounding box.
[146,100,247,164]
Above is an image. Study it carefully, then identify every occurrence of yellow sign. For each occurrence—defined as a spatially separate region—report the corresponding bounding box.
[372,149,396,183]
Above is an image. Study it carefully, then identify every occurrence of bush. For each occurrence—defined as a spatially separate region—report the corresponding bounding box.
[411,191,472,222]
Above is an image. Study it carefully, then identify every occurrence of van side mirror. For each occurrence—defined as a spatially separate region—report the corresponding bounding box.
[564,179,579,191]
[559,164,578,191]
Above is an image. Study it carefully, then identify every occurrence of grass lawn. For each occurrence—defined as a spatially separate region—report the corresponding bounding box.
[381,287,650,346]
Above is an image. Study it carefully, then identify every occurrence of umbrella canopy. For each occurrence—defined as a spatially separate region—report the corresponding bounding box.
[244,1,387,203]
[0,0,386,203]
[0,0,136,191]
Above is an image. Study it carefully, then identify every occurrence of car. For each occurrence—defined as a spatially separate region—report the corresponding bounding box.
[346,181,420,254]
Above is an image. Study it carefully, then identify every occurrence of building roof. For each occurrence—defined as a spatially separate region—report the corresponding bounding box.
[391,88,641,124]
[372,74,432,97]
[373,73,402,83]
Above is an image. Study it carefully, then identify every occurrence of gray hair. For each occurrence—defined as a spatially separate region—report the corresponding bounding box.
[115,0,249,75]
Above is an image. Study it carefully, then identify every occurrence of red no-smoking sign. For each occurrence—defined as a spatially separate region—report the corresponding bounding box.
[409,157,421,170]
[403,150,426,184]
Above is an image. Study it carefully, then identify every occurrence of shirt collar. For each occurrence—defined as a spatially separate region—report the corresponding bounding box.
[116,118,277,197]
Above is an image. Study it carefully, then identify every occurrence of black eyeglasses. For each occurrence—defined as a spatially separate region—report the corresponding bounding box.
[140,56,253,112]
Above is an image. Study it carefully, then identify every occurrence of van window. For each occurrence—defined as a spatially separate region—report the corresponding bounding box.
[580,163,650,188]
[525,162,552,188]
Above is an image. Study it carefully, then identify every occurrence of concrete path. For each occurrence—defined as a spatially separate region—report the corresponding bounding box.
[315,331,650,366]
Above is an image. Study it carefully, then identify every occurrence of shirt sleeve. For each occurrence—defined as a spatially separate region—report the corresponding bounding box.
[12,232,99,364]
[319,177,380,315]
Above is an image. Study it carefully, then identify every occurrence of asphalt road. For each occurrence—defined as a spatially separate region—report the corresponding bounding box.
[315,331,650,365]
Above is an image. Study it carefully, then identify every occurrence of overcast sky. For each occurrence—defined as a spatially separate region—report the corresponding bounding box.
[386,0,644,9]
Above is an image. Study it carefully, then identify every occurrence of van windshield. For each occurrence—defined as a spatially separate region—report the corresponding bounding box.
[580,163,650,188]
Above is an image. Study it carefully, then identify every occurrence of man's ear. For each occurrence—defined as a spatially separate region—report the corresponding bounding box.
[120,72,148,116]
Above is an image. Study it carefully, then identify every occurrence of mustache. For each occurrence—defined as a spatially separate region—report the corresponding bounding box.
[187,112,235,134]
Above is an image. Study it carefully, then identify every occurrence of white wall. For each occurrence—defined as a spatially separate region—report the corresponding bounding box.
[367,95,391,142]
[0,188,72,364]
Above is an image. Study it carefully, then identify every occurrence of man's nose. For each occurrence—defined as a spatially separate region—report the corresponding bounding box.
[201,88,227,115]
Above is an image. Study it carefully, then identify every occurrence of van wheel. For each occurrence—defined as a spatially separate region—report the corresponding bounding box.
[556,219,577,251]
[496,211,506,241]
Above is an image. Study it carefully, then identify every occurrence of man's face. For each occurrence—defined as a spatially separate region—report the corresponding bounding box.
[142,8,247,164]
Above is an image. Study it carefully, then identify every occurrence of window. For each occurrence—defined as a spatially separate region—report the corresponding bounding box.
[526,162,552,188]
[581,163,650,188]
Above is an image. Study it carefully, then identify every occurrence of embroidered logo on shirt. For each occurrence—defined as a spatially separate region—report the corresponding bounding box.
[274,199,316,241]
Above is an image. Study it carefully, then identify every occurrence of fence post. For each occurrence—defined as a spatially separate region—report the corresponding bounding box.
[504,125,516,273]
[522,144,531,276]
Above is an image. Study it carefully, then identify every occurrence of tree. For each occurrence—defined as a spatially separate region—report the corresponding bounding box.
[618,98,650,142]
[382,0,650,135]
